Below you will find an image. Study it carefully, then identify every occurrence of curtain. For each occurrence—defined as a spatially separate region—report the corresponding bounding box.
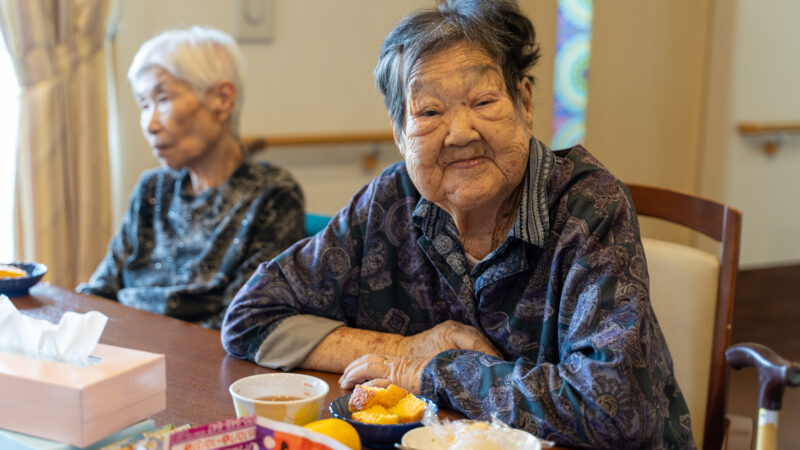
[0,0,112,289]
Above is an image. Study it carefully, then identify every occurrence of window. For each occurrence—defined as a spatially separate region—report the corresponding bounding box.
[0,38,20,261]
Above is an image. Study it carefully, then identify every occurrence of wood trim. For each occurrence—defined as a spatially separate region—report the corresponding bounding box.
[707,205,740,450]
[626,184,731,240]
[737,122,800,155]
[241,131,395,153]
[736,122,800,134]
[626,183,742,450]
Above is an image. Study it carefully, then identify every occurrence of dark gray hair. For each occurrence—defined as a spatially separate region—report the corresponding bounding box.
[375,0,541,137]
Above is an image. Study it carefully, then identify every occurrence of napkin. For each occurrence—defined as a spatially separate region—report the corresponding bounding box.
[0,295,108,365]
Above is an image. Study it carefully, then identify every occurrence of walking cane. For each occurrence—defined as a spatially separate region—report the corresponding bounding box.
[726,343,800,450]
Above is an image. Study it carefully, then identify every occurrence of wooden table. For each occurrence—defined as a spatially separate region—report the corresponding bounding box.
[12,283,348,427]
[12,283,568,449]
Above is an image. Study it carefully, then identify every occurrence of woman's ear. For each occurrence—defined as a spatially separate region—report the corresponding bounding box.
[208,81,236,123]
[391,121,406,158]
[519,77,533,130]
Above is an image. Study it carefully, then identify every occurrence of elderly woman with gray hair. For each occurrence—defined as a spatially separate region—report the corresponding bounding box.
[78,26,304,330]
[222,1,693,447]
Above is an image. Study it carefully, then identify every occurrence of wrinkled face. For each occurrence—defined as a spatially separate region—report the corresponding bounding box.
[133,66,221,169]
[397,42,533,215]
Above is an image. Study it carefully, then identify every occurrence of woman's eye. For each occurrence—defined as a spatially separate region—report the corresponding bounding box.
[419,109,439,117]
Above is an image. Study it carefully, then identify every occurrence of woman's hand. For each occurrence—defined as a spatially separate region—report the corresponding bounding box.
[395,320,503,359]
[339,354,432,394]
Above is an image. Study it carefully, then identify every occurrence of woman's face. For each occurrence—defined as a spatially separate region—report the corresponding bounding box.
[133,66,222,169]
[397,42,533,216]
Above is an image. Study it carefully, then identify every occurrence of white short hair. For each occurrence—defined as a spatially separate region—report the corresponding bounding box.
[128,26,246,137]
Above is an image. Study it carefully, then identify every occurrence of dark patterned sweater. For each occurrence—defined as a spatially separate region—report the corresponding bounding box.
[78,158,304,329]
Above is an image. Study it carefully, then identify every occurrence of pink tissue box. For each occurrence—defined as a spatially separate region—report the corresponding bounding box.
[0,343,166,447]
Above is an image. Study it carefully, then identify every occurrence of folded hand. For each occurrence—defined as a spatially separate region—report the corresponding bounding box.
[339,353,431,394]
[395,320,502,359]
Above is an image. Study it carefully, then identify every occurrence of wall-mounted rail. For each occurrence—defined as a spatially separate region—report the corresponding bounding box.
[241,131,396,171]
[241,131,395,154]
[737,122,800,156]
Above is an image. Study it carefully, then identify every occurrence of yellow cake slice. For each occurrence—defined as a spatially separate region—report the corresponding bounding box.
[351,405,400,424]
[387,393,427,423]
[348,385,381,411]
[377,384,408,408]
[348,383,409,411]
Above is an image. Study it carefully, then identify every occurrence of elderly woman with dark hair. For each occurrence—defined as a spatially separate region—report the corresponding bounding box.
[78,27,304,329]
[222,1,693,447]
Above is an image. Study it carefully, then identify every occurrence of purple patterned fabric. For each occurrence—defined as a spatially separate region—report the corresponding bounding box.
[222,139,694,448]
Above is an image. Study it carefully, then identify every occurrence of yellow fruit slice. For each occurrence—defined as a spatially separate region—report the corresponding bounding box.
[303,418,361,450]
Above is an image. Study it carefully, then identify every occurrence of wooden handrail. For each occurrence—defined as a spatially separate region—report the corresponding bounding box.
[241,131,395,153]
[737,122,800,156]
[737,122,800,134]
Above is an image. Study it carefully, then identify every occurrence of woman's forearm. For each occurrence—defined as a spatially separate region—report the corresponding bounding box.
[298,326,403,373]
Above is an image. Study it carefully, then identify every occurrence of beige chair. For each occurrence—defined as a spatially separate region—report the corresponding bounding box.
[626,183,742,450]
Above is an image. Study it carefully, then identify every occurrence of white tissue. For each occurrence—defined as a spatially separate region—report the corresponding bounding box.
[0,295,108,365]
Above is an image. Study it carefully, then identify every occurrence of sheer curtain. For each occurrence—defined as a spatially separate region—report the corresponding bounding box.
[0,36,19,262]
[0,0,113,289]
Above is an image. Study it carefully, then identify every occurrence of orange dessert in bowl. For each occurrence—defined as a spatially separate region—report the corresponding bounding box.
[0,264,27,279]
[330,383,437,448]
[0,262,47,296]
[348,384,428,424]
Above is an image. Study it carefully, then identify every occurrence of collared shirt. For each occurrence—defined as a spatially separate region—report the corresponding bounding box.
[77,158,304,329]
[222,138,695,449]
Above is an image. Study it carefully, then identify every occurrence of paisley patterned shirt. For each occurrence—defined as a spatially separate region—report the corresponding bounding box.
[77,158,305,329]
[222,139,694,449]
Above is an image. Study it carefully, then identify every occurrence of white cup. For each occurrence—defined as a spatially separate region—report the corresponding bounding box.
[229,373,329,425]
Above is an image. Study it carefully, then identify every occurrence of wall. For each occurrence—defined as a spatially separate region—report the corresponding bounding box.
[722,0,800,268]
[107,0,555,221]
[585,0,711,244]
[109,1,800,268]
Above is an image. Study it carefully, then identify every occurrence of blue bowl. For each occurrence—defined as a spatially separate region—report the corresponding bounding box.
[0,262,47,296]
[330,393,437,449]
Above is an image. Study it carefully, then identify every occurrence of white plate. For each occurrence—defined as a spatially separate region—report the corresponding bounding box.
[401,422,542,450]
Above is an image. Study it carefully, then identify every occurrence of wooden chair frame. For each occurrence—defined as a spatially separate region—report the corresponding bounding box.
[626,183,742,450]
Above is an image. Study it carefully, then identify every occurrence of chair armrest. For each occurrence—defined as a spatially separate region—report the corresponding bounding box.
[723,413,753,450]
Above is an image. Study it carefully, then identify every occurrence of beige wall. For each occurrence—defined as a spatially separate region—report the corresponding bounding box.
[108,0,800,268]
[721,0,800,268]
[108,0,554,219]
[585,0,712,244]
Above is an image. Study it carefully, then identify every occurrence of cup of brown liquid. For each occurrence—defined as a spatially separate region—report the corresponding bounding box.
[229,373,329,425]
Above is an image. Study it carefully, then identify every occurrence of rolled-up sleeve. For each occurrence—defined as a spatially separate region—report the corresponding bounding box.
[254,314,344,370]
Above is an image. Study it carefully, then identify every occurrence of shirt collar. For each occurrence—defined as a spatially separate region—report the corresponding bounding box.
[412,136,555,248]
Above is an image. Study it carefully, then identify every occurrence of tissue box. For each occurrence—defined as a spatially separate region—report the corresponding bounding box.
[0,344,166,447]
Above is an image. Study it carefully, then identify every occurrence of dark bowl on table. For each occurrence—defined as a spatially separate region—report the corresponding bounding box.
[0,262,47,296]
[330,393,438,449]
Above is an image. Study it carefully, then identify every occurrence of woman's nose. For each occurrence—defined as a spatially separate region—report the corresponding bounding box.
[143,109,161,134]
[443,108,479,147]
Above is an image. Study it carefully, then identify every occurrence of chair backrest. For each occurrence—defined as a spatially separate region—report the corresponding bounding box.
[626,183,741,450]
